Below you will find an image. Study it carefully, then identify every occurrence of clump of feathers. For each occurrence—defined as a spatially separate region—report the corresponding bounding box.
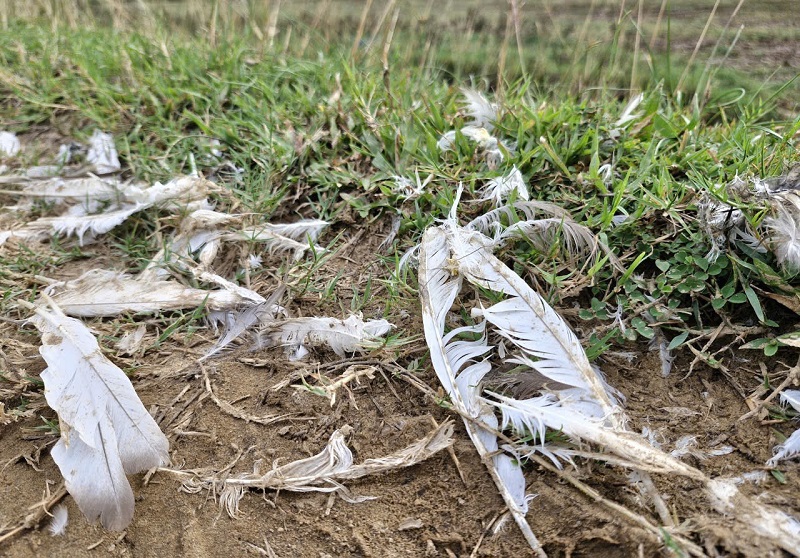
[698,168,800,271]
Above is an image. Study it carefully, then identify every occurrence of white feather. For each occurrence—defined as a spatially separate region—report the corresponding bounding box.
[36,203,143,245]
[498,218,599,260]
[48,504,68,536]
[437,126,498,152]
[122,175,211,206]
[479,166,529,206]
[614,93,644,127]
[201,288,284,361]
[260,315,392,360]
[116,325,147,356]
[16,176,124,203]
[226,227,324,260]
[418,225,538,550]
[767,389,800,465]
[259,219,329,242]
[708,479,800,553]
[465,200,571,233]
[45,269,261,317]
[764,205,800,272]
[0,131,21,157]
[447,222,622,420]
[461,88,498,130]
[86,130,120,174]
[31,301,169,531]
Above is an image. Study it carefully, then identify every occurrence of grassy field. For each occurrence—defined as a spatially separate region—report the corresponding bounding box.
[1,1,800,557]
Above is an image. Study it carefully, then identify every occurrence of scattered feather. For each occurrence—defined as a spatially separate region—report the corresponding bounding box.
[258,315,392,360]
[418,225,542,553]
[461,88,497,130]
[45,269,262,317]
[0,131,21,157]
[259,219,329,242]
[390,169,433,199]
[708,479,800,554]
[30,299,169,530]
[86,130,120,174]
[48,504,68,536]
[176,422,454,518]
[226,226,324,260]
[767,389,800,465]
[116,325,147,356]
[247,253,263,270]
[478,166,528,206]
[201,287,285,360]
[614,93,644,128]
[13,176,125,206]
[764,205,800,272]
[465,200,571,234]
[34,203,144,245]
[498,217,599,260]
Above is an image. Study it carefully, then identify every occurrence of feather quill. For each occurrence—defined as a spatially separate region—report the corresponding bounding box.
[179,422,453,518]
[225,226,325,260]
[30,299,169,530]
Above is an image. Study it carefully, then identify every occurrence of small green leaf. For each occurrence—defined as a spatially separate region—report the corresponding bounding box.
[744,285,765,322]
[711,298,727,310]
[667,331,689,351]
[764,342,779,357]
[655,259,670,272]
[771,469,787,484]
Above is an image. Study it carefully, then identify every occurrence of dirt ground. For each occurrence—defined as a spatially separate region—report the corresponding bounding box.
[1,139,800,558]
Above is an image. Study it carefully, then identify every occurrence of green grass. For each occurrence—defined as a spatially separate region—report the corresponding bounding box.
[0,2,799,372]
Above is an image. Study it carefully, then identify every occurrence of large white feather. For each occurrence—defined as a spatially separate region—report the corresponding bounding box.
[46,269,260,317]
[447,223,622,420]
[31,301,169,530]
[418,226,543,555]
[11,176,124,203]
